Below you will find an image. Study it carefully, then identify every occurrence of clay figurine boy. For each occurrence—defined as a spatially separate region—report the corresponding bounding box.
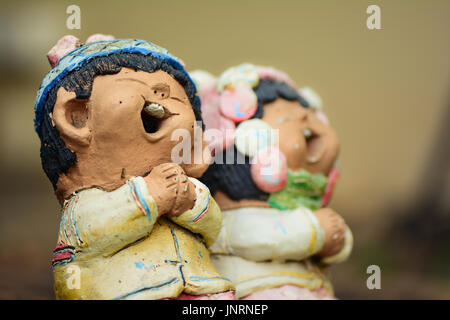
[34,35,234,300]
[191,64,353,299]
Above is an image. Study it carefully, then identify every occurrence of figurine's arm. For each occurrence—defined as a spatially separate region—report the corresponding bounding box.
[314,208,353,264]
[169,178,222,247]
[209,207,325,262]
[320,227,353,264]
[60,176,158,258]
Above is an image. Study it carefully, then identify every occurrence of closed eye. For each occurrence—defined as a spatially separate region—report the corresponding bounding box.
[171,96,185,103]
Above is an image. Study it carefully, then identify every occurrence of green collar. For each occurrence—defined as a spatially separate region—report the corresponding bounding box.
[268,169,328,211]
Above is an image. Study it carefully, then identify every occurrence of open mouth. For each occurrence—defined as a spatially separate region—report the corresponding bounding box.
[141,102,176,134]
[302,128,325,164]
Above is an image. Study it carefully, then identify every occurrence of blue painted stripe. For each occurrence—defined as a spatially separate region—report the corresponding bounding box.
[178,265,185,286]
[112,277,179,300]
[189,276,232,282]
[169,225,182,261]
[70,195,84,245]
[72,218,84,244]
[188,194,210,222]
[51,255,74,268]
[61,206,69,240]
[128,180,152,221]
[58,211,65,241]
[234,101,246,118]
[52,248,75,257]
[131,180,152,220]
[275,219,287,235]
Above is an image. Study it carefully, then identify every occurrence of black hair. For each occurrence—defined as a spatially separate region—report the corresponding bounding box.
[200,78,309,201]
[38,53,201,189]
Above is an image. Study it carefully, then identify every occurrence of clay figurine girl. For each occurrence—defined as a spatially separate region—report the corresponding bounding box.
[191,64,353,299]
[34,35,234,300]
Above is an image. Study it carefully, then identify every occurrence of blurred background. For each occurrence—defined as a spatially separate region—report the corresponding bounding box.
[0,0,449,299]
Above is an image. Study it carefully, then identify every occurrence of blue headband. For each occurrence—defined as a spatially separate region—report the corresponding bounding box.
[34,39,197,133]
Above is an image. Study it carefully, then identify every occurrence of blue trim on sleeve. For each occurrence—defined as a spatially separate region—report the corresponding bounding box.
[131,180,152,220]
[188,193,210,222]
[112,277,179,300]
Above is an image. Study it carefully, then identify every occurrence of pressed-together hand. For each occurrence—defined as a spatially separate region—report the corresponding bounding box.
[314,208,347,258]
[145,163,196,217]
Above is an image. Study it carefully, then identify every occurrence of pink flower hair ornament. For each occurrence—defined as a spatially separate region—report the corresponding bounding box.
[47,34,116,68]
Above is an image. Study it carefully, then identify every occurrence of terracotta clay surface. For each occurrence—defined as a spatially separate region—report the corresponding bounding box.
[314,207,347,258]
[261,98,339,175]
[53,68,209,203]
[144,163,196,217]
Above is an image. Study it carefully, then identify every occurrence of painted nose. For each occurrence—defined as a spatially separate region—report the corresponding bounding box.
[300,110,309,122]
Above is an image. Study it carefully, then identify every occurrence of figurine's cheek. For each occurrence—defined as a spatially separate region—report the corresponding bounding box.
[90,90,142,124]
[325,130,340,161]
[275,125,306,154]
[90,103,138,137]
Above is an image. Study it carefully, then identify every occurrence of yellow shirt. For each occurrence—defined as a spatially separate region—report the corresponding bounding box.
[52,177,234,300]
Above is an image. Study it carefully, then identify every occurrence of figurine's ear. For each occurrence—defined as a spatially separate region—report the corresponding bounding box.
[52,87,91,149]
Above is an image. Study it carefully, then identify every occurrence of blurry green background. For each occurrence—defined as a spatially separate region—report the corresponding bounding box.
[0,0,449,299]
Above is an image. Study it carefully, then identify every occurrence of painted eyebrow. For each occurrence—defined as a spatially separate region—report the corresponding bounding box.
[151,82,170,92]
[116,78,185,102]
[115,78,170,91]
[115,78,151,87]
